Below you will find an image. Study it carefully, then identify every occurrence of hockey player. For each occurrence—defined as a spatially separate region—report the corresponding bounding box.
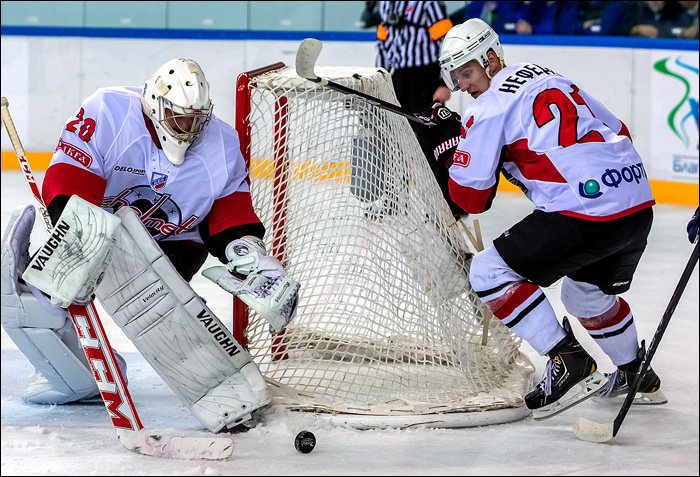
[423,18,667,417]
[1,58,300,432]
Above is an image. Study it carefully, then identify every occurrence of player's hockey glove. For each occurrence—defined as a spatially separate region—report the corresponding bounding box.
[202,236,300,335]
[419,100,462,169]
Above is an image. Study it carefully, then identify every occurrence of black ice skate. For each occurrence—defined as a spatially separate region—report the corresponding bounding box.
[526,317,608,420]
[598,347,668,405]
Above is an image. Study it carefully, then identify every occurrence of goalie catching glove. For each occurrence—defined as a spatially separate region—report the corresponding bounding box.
[419,100,462,169]
[202,236,300,334]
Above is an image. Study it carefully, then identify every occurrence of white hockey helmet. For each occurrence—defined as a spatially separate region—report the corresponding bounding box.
[439,18,505,92]
[141,58,213,165]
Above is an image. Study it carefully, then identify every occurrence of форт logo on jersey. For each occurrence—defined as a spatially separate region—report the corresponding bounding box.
[150,172,168,190]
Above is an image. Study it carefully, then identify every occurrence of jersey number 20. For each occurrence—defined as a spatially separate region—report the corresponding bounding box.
[66,108,96,142]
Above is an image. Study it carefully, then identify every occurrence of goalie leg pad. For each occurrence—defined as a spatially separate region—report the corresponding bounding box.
[96,206,270,433]
[2,204,98,404]
[21,196,121,308]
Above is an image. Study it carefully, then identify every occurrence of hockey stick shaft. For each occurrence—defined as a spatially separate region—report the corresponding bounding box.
[0,98,53,231]
[1,96,145,432]
[612,241,698,436]
[296,38,437,126]
[1,97,232,459]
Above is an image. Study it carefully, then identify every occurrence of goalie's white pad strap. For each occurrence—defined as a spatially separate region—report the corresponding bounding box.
[95,206,270,432]
[1,204,97,404]
[22,196,121,308]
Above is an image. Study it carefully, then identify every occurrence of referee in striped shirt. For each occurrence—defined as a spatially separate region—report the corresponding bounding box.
[371,1,467,218]
[375,1,453,118]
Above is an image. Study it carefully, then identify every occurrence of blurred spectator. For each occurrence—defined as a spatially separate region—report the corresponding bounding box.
[556,1,638,35]
[516,1,562,34]
[677,0,699,38]
[359,1,468,219]
[373,1,697,39]
[368,1,453,116]
[449,1,523,33]
[629,1,688,37]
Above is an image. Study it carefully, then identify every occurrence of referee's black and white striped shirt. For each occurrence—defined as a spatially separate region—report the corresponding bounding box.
[376,1,452,70]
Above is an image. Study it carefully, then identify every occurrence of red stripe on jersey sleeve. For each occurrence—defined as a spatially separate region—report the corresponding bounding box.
[41,162,107,207]
[617,120,632,143]
[505,138,567,183]
[448,178,495,214]
[208,191,262,235]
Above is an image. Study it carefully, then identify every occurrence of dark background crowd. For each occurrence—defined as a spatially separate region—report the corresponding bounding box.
[362,1,699,39]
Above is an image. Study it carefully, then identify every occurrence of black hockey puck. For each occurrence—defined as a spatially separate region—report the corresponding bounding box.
[294,430,316,454]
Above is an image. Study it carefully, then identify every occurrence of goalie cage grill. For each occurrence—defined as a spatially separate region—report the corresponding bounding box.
[233,63,534,429]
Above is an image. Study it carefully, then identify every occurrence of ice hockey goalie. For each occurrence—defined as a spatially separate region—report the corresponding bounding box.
[3,196,272,432]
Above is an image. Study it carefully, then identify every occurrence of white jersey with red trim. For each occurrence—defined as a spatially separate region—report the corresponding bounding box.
[42,86,256,243]
[448,62,655,220]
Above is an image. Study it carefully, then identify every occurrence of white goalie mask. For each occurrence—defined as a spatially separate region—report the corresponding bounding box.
[439,18,505,92]
[141,58,213,165]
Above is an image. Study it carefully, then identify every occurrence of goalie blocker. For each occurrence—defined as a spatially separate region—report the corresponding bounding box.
[1,204,105,404]
[20,196,271,432]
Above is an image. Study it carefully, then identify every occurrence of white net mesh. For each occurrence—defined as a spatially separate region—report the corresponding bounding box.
[236,65,534,427]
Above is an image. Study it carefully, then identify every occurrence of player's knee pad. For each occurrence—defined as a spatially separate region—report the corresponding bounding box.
[562,278,639,366]
[469,246,525,296]
[560,277,616,318]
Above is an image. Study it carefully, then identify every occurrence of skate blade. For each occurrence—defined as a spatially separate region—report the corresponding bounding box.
[594,389,668,406]
[532,370,608,421]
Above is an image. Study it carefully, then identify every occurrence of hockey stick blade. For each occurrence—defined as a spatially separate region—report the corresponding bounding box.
[573,417,614,443]
[117,429,234,460]
[573,242,699,443]
[295,39,436,126]
[296,38,323,83]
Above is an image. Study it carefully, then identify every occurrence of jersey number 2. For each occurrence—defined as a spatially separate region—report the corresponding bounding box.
[65,108,96,142]
[533,85,604,148]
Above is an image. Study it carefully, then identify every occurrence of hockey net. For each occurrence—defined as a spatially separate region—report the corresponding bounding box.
[234,63,534,428]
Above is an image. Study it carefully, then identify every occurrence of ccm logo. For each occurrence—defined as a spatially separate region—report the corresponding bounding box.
[453,150,471,167]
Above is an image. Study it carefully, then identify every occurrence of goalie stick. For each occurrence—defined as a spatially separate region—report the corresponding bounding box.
[1,96,233,460]
[296,38,437,126]
[573,241,699,443]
